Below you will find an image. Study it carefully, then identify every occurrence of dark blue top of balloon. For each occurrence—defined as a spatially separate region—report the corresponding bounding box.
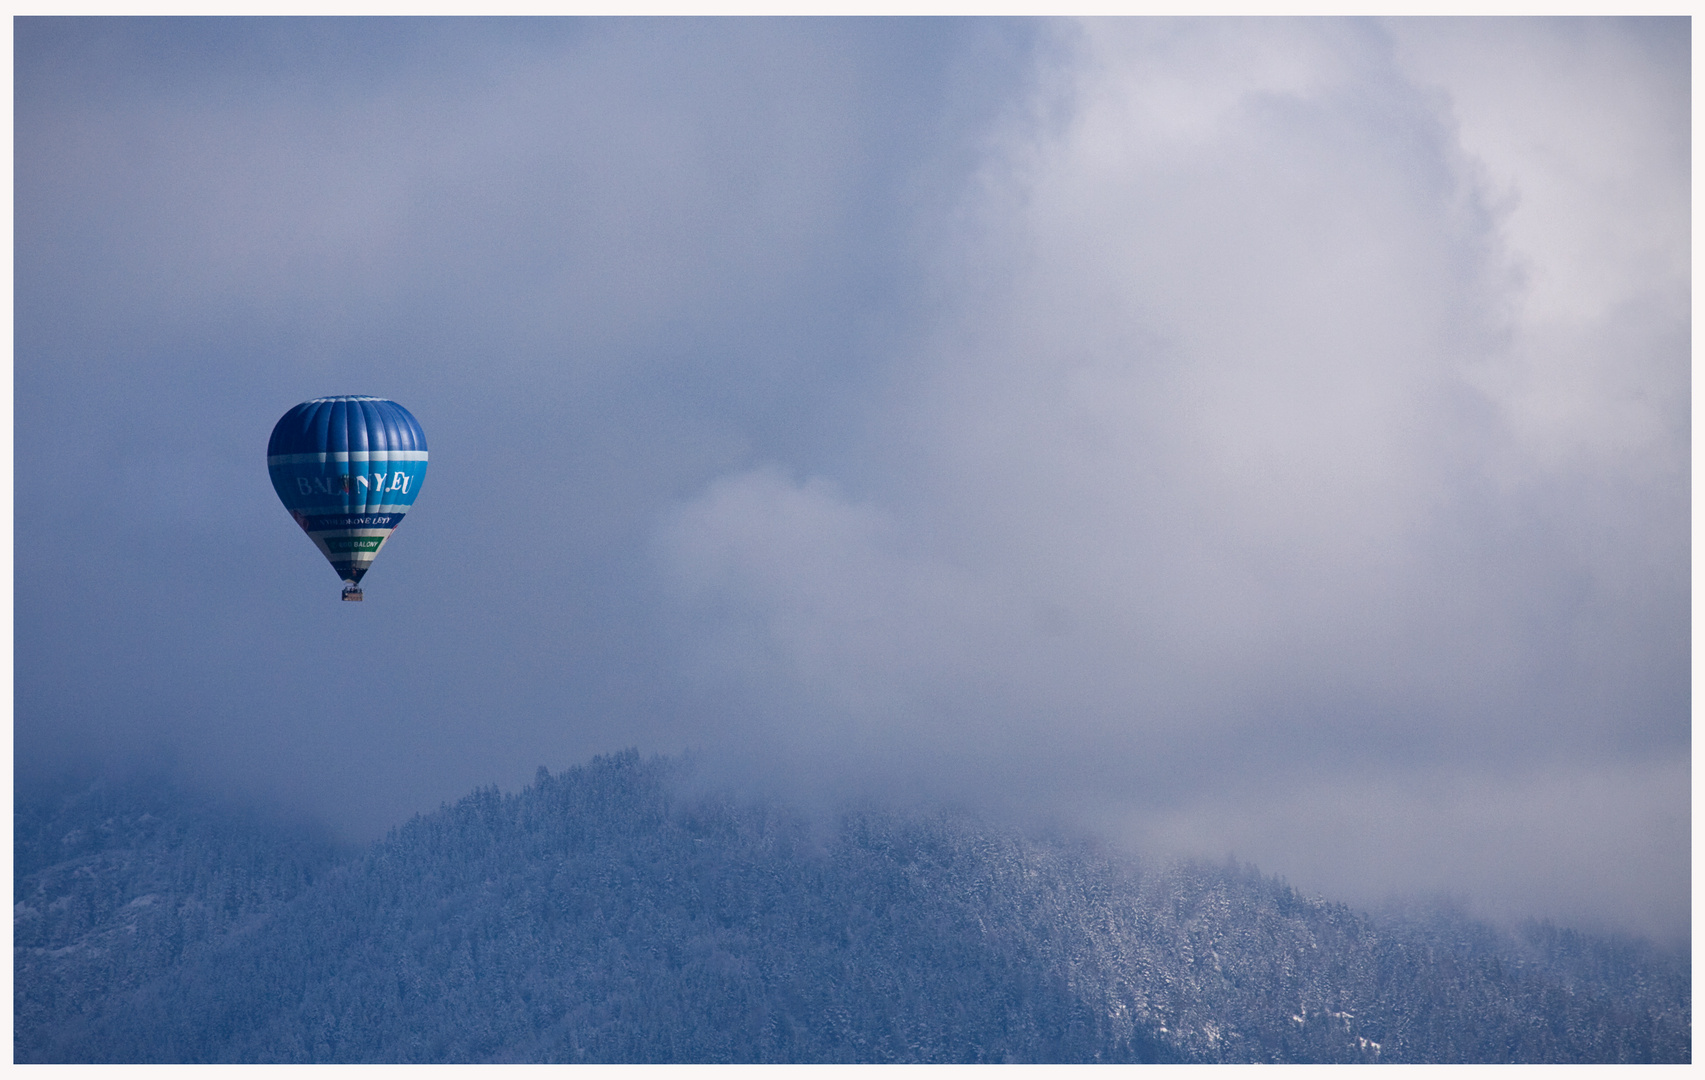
[268,396,427,457]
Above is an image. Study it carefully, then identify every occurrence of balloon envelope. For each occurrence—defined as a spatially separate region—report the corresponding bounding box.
[267,396,428,594]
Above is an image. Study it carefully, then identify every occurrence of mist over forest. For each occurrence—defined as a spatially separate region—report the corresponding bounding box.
[14,16,1689,1051]
[15,755,1690,1063]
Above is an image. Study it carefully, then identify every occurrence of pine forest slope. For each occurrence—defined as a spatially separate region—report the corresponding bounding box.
[14,751,1690,1063]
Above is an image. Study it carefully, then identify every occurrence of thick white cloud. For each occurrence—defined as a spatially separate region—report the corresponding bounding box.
[657,19,1689,939]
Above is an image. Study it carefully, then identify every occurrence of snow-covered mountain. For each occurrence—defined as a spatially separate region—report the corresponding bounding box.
[14,751,1689,1063]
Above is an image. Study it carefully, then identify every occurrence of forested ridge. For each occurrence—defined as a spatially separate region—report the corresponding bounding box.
[15,751,1689,1063]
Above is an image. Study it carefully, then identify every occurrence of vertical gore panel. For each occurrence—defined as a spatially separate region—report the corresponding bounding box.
[404,404,427,451]
[350,401,372,454]
[378,401,403,453]
[335,399,353,455]
[309,400,333,455]
[383,400,402,450]
[364,400,386,512]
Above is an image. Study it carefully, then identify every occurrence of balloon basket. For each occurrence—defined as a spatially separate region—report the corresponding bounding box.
[341,585,364,602]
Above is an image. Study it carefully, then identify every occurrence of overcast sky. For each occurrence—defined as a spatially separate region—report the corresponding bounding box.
[14,17,1689,944]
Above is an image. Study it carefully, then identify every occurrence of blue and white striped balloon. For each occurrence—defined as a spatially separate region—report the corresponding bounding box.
[267,397,428,600]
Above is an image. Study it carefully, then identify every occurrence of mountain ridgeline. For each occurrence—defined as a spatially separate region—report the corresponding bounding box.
[14,751,1689,1063]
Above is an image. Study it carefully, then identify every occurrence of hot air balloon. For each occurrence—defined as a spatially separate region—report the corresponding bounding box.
[267,396,428,601]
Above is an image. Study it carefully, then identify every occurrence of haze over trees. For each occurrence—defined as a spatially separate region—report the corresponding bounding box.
[15,752,1689,1063]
